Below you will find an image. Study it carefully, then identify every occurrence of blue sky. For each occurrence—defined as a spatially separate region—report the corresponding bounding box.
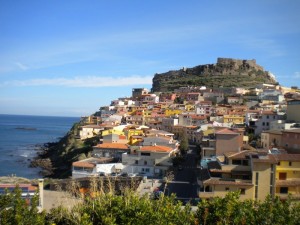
[0,0,299,116]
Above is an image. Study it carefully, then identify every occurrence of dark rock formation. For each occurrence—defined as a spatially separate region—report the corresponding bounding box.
[152,58,277,92]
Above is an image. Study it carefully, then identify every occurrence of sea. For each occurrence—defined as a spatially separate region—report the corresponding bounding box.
[0,114,79,179]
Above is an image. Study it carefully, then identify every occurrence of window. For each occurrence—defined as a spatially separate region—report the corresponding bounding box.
[232,160,242,165]
[266,122,269,126]
[135,160,138,165]
[289,162,292,166]
[225,187,229,191]
[267,115,269,119]
[144,161,147,165]
[240,188,245,195]
[277,162,281,166]
[242,160,249,166]
[279,173,287,180]
[280,187,288,194]
[262,122,265,126]
[141,152,151,156]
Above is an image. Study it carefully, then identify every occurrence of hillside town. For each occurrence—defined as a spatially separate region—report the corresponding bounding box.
[69,83,300,202]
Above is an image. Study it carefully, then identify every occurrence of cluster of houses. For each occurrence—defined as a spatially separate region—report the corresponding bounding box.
[74,84,300,201]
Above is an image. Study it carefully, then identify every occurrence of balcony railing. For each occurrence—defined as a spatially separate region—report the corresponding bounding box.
[276,193,300,200]
[199,191,215,198]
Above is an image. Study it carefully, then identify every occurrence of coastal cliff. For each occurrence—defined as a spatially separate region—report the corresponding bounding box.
[152,58,277,92]
[30,122,98,178]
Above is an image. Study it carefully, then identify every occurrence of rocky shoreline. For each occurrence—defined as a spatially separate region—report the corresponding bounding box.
[30,142,58,177]
[29,122,97,179]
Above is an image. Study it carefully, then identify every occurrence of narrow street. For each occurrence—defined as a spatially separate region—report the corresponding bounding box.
[165,147,200,202]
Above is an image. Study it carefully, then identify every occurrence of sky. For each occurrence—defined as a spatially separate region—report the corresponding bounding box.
[0,0,299,117]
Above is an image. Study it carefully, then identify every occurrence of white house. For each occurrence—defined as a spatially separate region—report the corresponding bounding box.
[195,101,213,116]
[72,157,122,178]
[245,111,279,136]
[122,145,178,177]
[79,125,104,139]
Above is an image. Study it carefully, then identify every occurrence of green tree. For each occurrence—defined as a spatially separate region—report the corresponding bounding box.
[195,192,300,225]
[179,131,189,154]
[47,189,196,225]
[0,186,46,225]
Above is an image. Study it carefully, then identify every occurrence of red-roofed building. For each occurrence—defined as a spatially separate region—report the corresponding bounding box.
[122,143,179,177]
[93,143,129,159]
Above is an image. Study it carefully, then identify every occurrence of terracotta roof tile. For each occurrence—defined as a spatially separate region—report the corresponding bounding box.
[94,143,129,149]
[140,145,173,153]
[215,128,239,135]
[0,184,37,191]
[72,161,95,168]
[273,154,300,162]
[119,135,127,140]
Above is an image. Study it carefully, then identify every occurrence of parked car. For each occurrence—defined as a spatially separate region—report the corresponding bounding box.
[99,172,107,177]
[110,172,119,177]
[120,172,128,177]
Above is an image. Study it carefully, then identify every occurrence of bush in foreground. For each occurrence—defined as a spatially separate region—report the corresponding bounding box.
[1,187,300,225]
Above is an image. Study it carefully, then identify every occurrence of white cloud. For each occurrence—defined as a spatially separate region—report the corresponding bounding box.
[15,62,30,71]
[0,75,153,87]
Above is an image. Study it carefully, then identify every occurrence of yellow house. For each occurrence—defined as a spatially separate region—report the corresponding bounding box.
[165,109,182,117]
[183,102,196,112]
[102,128,124,136]
[124,127,145,142]
[274,154,300,200]
[162,104,171,110]
[128,135,144,145]
[199,151,277,201]
[202,126,214,137]
[223,115,244,124]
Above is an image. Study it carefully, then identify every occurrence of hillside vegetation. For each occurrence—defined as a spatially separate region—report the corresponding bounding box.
[152,58,277,92]
[30,122,98,178]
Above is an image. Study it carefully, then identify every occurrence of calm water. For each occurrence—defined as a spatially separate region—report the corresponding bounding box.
[0,114,79,179]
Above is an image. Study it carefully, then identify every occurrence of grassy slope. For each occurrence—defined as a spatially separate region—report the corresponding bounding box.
[31,122,99,178]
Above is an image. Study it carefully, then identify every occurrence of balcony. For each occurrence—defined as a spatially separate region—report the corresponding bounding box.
[221,165,251,172]
[276,193,300,200]
[276,167,300,172]
[199,191,216,199]
[72,170,94,178]
[276,179,300,187]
